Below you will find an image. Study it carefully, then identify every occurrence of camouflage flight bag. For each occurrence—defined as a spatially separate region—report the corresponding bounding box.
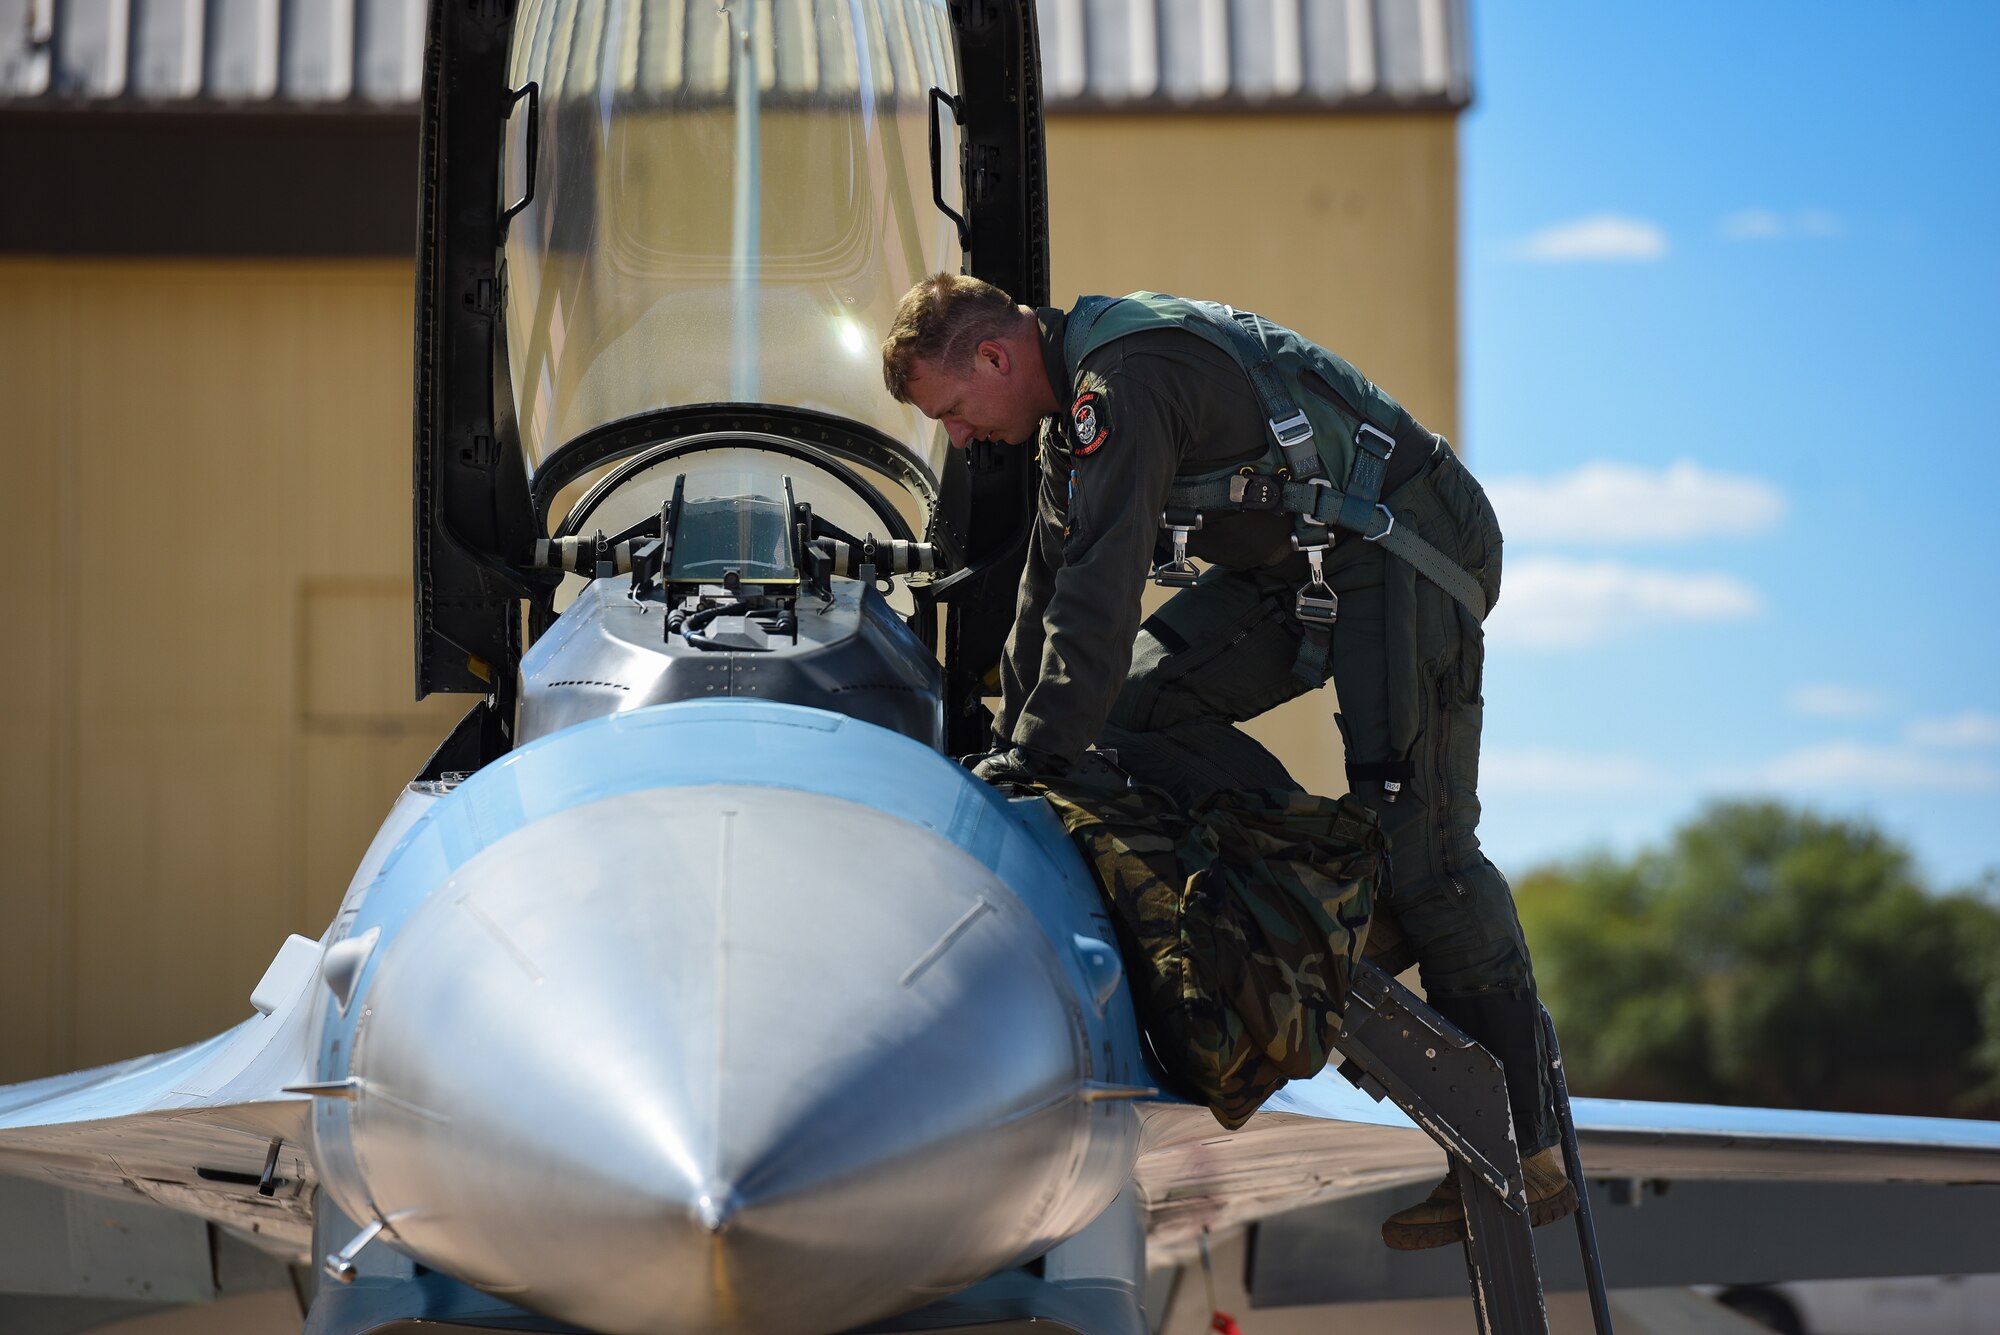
[1036,782,1383,1129]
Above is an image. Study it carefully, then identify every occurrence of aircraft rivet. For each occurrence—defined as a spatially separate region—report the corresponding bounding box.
[1426,1047,1437,1059]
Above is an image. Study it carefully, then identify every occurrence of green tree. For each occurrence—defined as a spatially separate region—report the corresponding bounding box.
[1517,800,2000,1116]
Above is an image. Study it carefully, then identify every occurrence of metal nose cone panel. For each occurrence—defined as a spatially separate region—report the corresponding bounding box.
[345,785,1091,1335]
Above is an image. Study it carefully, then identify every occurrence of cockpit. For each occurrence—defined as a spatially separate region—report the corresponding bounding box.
[518,459,945,747]
[411,0,1047,762]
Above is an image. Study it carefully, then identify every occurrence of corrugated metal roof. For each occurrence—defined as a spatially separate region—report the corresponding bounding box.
[499,0,960,103]
[0,0,427,104]
[1043,0,1468,108]
[0,0,1469,110]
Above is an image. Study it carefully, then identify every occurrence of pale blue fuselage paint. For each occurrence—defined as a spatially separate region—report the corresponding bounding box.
[307,699,1154,1213]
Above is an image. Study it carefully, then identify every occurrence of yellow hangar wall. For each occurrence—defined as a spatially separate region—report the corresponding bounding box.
[1047,114,1460,440]
[0,111,1457,1085]
[0,260,463,1085]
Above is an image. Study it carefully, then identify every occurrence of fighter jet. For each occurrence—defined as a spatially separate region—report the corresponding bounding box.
[4,2,1999,1334]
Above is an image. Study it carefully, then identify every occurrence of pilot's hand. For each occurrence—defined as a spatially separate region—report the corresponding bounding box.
[967,746,1064,788]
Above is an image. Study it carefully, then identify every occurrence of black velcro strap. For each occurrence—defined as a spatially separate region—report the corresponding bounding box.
[1346,760,1416,785]
[1142,615,1192,656]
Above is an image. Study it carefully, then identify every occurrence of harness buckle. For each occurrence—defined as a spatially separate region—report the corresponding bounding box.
[1227,472,1286,512]
[1296,588,1339,625]
[1355,421,1397,460]
[1292,542,1339,626]
[1361,504,1396,542]
[1153,512,1203,588]
[1269,411,1314,450]
[1300,476,1333,527]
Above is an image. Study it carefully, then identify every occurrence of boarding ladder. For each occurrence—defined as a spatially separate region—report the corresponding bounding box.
[1329,959,1615,1335]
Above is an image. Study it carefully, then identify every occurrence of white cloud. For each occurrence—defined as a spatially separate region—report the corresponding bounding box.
[1737,741,2000,794]
[1484,460,1785,546]
[1487,556,1762,651]
[1786,683,1891,719]
[1721,207,1786,240]
[1513,214,1668,263]
[1905,711,2000,749]
[1720,207,1845,240]
[1481,748,1668,796]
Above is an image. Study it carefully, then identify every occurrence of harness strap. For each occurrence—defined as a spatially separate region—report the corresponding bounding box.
[1068,294,1491,626]
[1063,295,1123,378]
[1167,474,1491,621]
[1336,422,1396,534]
[1292,619,1332,686]
[1377,523,1489,621]
[1198,305,1328,480]
[1167,475,1254,512]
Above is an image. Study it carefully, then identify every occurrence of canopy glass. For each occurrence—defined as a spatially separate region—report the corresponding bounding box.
[502,0,964,522]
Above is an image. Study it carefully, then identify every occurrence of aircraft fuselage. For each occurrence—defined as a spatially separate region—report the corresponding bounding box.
[302,585,1149,1334]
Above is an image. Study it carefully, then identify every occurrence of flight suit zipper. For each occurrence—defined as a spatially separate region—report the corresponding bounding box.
[1435,674,1466,900]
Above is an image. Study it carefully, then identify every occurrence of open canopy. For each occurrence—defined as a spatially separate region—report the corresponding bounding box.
[413,0,1048,755]
[502,0,965,518]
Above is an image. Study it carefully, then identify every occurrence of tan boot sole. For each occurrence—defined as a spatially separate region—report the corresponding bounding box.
[1380,1182,1580,1252]
[1530,1182,1579,1228]
[1381,1215,1466,1251]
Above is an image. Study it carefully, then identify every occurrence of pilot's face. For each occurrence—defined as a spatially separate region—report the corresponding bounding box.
[904,347,1044,450]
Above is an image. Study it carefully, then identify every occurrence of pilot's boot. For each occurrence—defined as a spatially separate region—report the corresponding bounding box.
[1380,1146,1579,1250]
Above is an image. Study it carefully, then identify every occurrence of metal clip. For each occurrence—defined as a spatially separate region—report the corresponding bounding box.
[1362,503,1396,542]
[1152,512,1203,588]
[1356,421,1397,460]
[1299,475,1333,527]
[1269,410,1314,449]
[1293,542,1338,625]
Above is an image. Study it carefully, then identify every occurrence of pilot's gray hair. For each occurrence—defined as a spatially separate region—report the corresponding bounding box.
[881,273,1024,402]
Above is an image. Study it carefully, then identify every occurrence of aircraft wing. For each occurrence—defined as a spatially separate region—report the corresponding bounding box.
[0,936,324,1260]
[1134,1067,2000,1256]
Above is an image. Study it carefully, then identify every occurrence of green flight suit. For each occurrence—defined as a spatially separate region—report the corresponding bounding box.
[995,300,1558,1155]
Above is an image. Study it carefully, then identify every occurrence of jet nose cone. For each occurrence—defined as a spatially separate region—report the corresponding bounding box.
[345,784,1092,1335]
[694,1187,741,1234]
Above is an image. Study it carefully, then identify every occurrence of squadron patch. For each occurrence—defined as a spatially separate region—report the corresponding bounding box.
[1071,391,1109,456]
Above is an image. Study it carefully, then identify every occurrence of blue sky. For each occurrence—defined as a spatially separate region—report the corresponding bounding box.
[1459,2,2000,888]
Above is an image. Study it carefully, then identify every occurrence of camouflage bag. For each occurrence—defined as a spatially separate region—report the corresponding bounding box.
[1037,781,1383,1129]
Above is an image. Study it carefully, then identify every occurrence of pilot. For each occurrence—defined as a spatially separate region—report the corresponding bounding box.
[882,273,1576,1251]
